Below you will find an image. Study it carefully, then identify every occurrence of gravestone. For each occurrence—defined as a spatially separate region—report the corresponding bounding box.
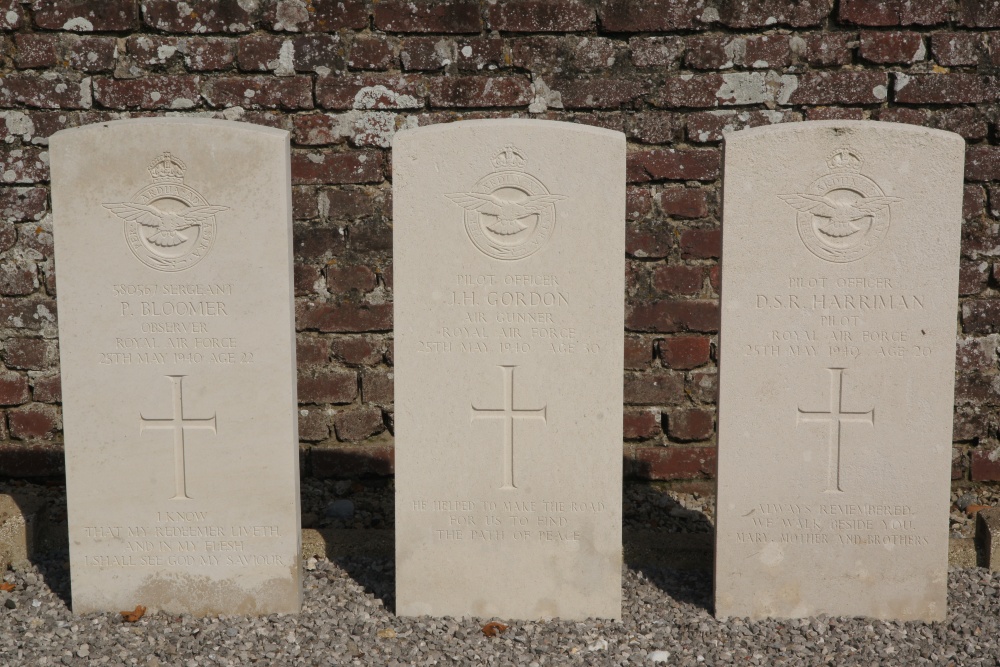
[715,121,964,621]
[394,120,625,620]
[51,119,301,615]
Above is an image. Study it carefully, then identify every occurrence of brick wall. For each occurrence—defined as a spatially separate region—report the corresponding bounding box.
[0,0,998,491]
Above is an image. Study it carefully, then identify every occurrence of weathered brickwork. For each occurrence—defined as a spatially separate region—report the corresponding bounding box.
[0,0,997,493]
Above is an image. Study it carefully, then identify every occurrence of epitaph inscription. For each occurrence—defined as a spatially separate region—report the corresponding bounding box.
[52,119,301,616]
[395,120,625,621]
[716,121,964,621]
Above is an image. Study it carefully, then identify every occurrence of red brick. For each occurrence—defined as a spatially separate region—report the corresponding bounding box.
[508,36,562,69]
[787,71,888,105]
[183,37,236,71]
[684,36,732,70]
[652,266,703,296]
[296,336,331,366]
[956,335,998,373]
[126,35,179,65]
[0,370,28,405]
[0,146,49,183]
[659,335,712,370]
[556,78,644,109]
[990,186,1000,218]
[803,33,855,66]
[0,0,23,30]
[839,0,952,25]
[955,372,997,405]
[860,31,925,64]
[374,1,482,33]
[292,114,346,146]
[965,185,986,220]
[140,0,258,33]
[963,299,1000,334]
[348,35,394,71]
[955,408,990,442]
[625,336,652,369]
[627,148,720,183]
[972,450,1000,481]
[624,370,686,405]
[895,73,987,104]
[960,259,989,295]
[0,187,49,222]
[361,369,393,405]
[8,402,59,439]
[959,0,1000,27]
[626,223,672,259]
[0,260,37,296]
[65,36,118,73]
[294,264,321,296]
[652,74,722,108]
[572,37,620,71]
[966,145,1000,182]
[597,0,706,31]
[625,112,680,145]
[667,408,714,441]
[399,37,451,71]
[744,35,792,67]
[624,408,661,439]
[292,186,319,219]
[327,263,377,294]
[238,34,342,74]
[203,75,313,110]
[428,76,532,108]
[932,32,983,66]
[687,110,798,143]
[32,373,60,403]
[0,223,13,253]
[331,337,385,365]
[334,405,385,442]
[805,107,866,121]
[34,0,138,31]
[938,107,989,141]
[2,337,53,370]
[627,299,720,333]
[298,302,393,332]
[325,189,378,220]
[487,0,594,31]
[311,443,394,477]
[687,371,718,404]
[0,73,92,109]
[264,0,368,31]
[717,0,831,28]
[298,408,331,442]
[94,76,200,110]
[294,225,346,260]
[298,368,357,404]
[626,187,653,220]
[680,229,720,259]
[629,36,684,68]
[659,188,708,220]
[14,34,59,69]
[0,298,58,331]
[348,221,392,253]
[292,150,384,185]
[317,74,425,110]
[628,445,716,480]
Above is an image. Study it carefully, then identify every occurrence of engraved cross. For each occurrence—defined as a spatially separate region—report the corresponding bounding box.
[471,365,547,491]
[139,375,217,500]
[796,367,874,493]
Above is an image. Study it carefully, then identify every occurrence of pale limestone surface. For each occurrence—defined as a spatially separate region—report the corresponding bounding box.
[393,120,625,620]
[715,121,964,621]
[51,119,301,615]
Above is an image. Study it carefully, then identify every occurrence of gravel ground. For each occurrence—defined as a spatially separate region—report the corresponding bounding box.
[2,555,1000,666]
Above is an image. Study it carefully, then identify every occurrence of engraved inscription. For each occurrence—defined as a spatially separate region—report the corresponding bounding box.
[797,368,874,493]
[409,498,608,543]
[446,145,564,261]
[737,503,928,547]
[104,153,229,272]
[139,375,217,500]
[779,150,901,264]
[472,365,547,490]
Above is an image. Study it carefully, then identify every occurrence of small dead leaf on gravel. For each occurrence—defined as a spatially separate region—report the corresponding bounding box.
[120,605,146,622]
[376,628,396,639]
[481,621,509,637]
[0,582,15,592]
[967,504,991,516]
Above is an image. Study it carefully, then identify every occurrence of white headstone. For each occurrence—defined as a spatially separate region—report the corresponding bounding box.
[715,120,964,621]
[393,120,625,620]
[51,119,301,615]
